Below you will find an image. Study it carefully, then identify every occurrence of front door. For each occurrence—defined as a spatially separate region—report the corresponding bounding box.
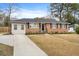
[41,24,46,32]
[42,24,44,32]
[12,24,26,34]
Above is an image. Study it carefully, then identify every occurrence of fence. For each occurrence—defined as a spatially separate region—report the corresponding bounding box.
[0,27,10,33]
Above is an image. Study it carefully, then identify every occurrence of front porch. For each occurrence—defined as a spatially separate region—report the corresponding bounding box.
[26,23,48,34]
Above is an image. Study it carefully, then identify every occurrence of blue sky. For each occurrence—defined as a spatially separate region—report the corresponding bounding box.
[0,3,49,18]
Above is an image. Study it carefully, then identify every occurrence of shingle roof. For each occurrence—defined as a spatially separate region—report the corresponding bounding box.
[11,18,70,24]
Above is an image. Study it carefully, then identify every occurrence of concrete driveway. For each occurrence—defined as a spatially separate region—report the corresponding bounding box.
[0,35,14,46]
[14,35,47,56]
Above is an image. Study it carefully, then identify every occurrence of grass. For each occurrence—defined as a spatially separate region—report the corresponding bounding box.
[0,43,13,56]
[28,34,79,56]
[51,34,79,44]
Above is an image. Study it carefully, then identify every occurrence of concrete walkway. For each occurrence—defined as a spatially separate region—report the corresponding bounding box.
[14,35,47,56]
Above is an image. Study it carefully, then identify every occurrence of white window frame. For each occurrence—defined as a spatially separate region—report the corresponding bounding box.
[14,24,17,30]
[21,24,24,30]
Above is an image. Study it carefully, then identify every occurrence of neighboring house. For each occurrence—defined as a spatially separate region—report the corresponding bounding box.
[11,18,70,34]
[68,25,75,32]
[68,27,75,32]
[0,15,5,26]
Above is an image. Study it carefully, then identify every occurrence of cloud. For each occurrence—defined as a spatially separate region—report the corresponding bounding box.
[11,8,48,19]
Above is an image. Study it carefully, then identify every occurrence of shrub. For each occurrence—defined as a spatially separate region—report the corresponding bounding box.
[75,26,79,34]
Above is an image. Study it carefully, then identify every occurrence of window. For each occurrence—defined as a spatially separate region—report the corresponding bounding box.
[30,23,39,28]
[21,25,24,30]
[14,24,17,30]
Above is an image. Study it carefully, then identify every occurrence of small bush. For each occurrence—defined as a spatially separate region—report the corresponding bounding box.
[75,26,79,34]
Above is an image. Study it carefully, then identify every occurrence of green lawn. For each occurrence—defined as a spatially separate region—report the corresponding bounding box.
[0,43,13,56]
[28,34,79,56]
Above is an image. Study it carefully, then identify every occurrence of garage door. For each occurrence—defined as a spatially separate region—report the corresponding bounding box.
[11,24,26,34]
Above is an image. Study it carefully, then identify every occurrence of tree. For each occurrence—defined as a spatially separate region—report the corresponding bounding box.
[5,3,14,27]
[50,3,79,24]
[75,25,79,34]
[70,4,79,21]
[34,17,41,20]
[50,3,66,21]
[34,17,47,20]
[3,3,18,34]
[4,16,10,26]
[65,12,76,24]
[4,3,18,26]
[64,3,79,24]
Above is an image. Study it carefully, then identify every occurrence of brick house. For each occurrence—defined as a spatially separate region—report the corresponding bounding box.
[11,18,70,34]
